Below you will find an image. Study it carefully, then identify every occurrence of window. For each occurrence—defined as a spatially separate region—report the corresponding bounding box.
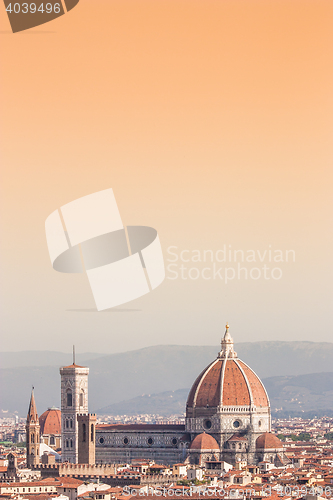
[70,439,73,448]
[233,420,240,428]
[99,437,104,444]
[66,440,69,448]
[50,436,55,445]
[147,437,153,445]
[70,419,73,428]
[67,390,72,407]
[91,424,94,442]
[83,423,86,442]
[204,419,212,430]
[123,437,129,445]
[31,433,35,443]
[66,419,69,429]
[80,391,84,407]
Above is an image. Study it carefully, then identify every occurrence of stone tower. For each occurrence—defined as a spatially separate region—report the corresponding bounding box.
[26,389,40,468]
[77,413,96,464]
[7,452,18,479]
[60,354,89,463]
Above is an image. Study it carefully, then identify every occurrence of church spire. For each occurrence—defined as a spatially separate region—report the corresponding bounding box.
[27,387,38,423]
[26,388,40,467]
[219,323,237,359]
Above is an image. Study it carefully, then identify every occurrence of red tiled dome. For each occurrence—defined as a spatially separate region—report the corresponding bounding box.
[187,328,269,409]
[190,432,220,450]
[256,432,283,450]
[187,358,268,408]
[39,408,61,435]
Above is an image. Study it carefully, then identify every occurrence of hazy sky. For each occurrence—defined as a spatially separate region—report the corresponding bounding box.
[0,0,332,353]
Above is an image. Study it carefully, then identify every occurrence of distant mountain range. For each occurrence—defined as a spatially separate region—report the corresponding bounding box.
[98,372,333,418]
[1,341,333,416]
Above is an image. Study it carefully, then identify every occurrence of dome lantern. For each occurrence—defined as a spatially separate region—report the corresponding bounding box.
[219,323,237,359]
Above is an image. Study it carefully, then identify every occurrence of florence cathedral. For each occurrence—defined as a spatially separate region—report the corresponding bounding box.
[26,325,288,468]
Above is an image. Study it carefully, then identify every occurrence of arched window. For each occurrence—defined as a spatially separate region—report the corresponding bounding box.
[82,423,86,442]
[66,390,72,407]
[70,439,73,448]
[79,390,84,407]
[66,440,69,448]
[31,433,35,444]
[70,420,73,428]
[91,424,94,442]
[66,419,69,429]
[50,436,55,446]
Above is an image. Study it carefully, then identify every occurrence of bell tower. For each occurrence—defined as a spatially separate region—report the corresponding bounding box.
[77,413,96,464]
[26,389,40,468]
[60,348,89,463]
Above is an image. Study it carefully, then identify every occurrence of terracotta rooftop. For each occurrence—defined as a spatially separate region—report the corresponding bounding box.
[60,363,86,369]
[189,432,220,450]
[228,433,248,441]
[256,432,283,450]
[39,408,61,436]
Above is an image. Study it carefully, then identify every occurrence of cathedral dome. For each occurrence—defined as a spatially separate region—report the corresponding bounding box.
[189,432,220,450]
[187,325,269,409]
[256,432,283,450]
[39,407,61,435]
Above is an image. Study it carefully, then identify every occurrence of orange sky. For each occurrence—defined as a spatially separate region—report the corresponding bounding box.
[0,0,332,352]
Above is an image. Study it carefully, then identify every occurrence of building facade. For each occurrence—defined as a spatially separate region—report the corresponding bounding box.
[95,423,188,464]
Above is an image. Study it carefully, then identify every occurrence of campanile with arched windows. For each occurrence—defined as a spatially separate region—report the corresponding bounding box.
[60,361,89,463]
